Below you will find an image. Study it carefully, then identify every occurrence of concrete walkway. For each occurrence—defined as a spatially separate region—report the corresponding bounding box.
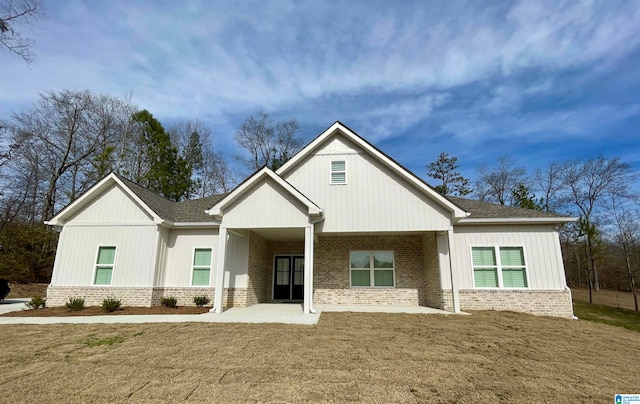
[0,303,461,326]
[0,298,30,314]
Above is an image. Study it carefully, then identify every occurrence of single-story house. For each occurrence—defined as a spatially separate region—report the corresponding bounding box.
[45,122,576,318]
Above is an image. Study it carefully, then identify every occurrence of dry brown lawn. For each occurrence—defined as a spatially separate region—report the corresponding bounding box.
[1,311,639,403]
[572,288,639,310]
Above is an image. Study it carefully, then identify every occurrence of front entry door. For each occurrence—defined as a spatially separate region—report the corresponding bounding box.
[273,256,304,301]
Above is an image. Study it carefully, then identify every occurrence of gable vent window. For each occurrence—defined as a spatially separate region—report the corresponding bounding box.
[330,160,347,184]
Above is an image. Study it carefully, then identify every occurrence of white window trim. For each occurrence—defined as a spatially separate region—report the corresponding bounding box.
[470,245,529,289]
[349,250,396,288]
[92,245,117,286]
[190,247,213,287]
[330,159,347,185]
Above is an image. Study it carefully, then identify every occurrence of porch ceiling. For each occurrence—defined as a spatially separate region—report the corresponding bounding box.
[251,227,305,241]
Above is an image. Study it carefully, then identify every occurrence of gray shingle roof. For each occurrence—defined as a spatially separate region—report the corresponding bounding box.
[116,175,570,223]
[117,175,226,223]
[446,196,569,219]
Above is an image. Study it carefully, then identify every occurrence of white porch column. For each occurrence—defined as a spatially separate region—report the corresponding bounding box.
[303,224,313,314]
[213,226,227,313]
[447,228,461,313]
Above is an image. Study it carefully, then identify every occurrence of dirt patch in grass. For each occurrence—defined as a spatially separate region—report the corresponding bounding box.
[1,311,639,402]
[2,306,210,317]
[5,283,48,298]
[572,287,639,310]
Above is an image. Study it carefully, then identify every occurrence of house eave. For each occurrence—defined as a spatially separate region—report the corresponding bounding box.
[158,220,220,229]
[455,217,578,225]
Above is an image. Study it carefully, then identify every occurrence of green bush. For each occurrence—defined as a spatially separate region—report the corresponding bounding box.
[26,295,46,309]
[65,297,86,311]
[193,295,211,307]
[160,296,177,308]
[101,297,122,312]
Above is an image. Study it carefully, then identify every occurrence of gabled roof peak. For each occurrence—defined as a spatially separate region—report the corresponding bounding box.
[206,167,323,220]
[277,121,468,219]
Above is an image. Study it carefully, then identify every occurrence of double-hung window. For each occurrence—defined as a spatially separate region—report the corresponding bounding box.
[330,160,346,184]
[350,251,395,287]
[472,246,528,288]
[192,248,212,286]
[94,246,116,285]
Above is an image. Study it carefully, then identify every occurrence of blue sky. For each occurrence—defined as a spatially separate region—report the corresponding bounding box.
[2,0,640,187]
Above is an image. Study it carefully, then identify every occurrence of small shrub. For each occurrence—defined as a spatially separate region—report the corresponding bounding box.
[193,295,211,307]
[26,295,46,309]
[65,297,86,311]
[160,296,177,308]
[102,297,122,312]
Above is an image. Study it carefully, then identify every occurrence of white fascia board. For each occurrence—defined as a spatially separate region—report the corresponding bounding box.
[455,217,578,225]
[206,168,323,218]
[276,122,466,219]
[160,221,220,228]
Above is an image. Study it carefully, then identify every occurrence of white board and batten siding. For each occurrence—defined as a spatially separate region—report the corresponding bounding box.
[50,225,159,287]
[447,225,568,290]
[161,229,249,288]
[222,177,310,228]
[66,184,154,224]
[282,135,452,232]
[50,184,159,287]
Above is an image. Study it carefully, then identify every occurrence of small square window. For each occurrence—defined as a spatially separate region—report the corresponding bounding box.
[350,251,395,287]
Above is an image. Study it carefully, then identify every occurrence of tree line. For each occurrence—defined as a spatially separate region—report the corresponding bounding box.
[0,89,301,283]
[427,152,639,309]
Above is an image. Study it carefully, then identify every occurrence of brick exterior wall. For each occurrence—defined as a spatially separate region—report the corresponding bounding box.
[442,288,574,318]
[47,286,154,307]
[246,231,273,305]
[422,233,444,308]
[47,285,247,308]
[151,287,246,308]
[313,234,428,305]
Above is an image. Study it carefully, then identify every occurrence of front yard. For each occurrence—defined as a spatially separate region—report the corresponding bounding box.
[1,311,638,402]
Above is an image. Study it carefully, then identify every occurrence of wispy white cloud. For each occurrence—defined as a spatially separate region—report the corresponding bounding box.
[1,0,639,178]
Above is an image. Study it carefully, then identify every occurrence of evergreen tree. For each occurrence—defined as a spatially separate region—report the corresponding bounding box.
[131,110,193,201]
[426,152,472,196]
[511,183,544,210]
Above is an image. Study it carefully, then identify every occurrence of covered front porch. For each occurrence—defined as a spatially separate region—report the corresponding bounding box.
[213,226,317,314]
[213,229,461,315]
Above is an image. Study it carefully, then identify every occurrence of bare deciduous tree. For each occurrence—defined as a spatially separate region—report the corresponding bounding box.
[0,0,42,63]
[607,195,639,310]
[8,89,135,221]
[475,157,527,205]
[534,161,566,212]
[234,111,302,172]
[563,156,636,291]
